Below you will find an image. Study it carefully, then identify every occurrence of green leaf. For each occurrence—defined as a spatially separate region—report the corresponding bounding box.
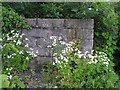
[18,82,25,88]
[0,74,10,88]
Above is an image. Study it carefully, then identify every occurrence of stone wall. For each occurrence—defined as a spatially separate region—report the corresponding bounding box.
[21,19,94,71]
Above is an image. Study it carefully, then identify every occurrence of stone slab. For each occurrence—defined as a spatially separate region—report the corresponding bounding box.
[22,19,94,69]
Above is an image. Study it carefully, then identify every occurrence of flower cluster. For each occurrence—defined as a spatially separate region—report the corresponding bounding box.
[48,36,118,88]
[49,36,63,47]
[95,51,110,67]
[50,36,58,47]
[23,36,38,58]
[6,30,25,45]
[49,35,110,67]
[5,67,13,80]
[2,29,38,73]
[26,50,38,58]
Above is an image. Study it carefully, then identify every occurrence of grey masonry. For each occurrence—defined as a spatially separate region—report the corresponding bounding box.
[20,19,94,71]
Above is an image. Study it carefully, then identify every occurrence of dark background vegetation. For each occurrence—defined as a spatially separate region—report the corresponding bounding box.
[2,2,120,74]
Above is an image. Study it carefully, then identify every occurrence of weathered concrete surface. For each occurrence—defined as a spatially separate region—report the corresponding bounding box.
[21,19,94,71]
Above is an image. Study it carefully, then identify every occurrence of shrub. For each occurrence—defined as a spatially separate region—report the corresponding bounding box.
[2,2,43,18]
[113,2,120,73]
[93,3,119,61]
[48,36,119,88]
[1,6,36,74]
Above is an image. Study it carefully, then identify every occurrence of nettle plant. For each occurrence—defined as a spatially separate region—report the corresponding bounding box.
[48,36,119,88]
[1,6,37,75]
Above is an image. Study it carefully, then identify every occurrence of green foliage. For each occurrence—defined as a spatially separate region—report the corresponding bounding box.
[93,3,119,61]
[0,74,10,88]
[10,75,25,88]
[52,40,119,88]
[41,3,64,18]
[41,38,119,88]
[2,2,120,87]
[2,2,96,19]
[2,2,43,18]
[0,74,25,88]
[2,6,31,33]
[3,2,119,62]
[41,62,58,88]
[1,6,32,74]
[113,2,120,73]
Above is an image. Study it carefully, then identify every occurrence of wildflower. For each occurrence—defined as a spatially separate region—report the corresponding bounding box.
[60,54,64,60]
[75,48,78,51]
[21,33,25,36]
[84,51,89,55]
[7,37,12,41]
[11,30,14,33]
[88,54,94,60]
[88,8,92,10]
[53,86,58,88]
[25,44,29,47]
[16,40,22,45]
[77,50,82,54]
[61,50,66,54]
[15,33,19,38]
[9,67,13,71]
[103,61,109,66]
[36,50,39,54]
[96,9,98,11]
[90,50,94,54]
[69,42,74,45]
[52,43,57,47]
[25,38,29,41]
[33,53,37,57]
[54,57,60,64]
[7,55,11,59]
[26,51,30,54]
[7,75,12,80]
[12,53,16,56]
[6,68,8,70]
[53,62,55,65]
[20,35,23,38]
[60,41,66,45]
[30,48,34,51]
[64,57,68,62]
[13,40,16,43]
[53,53,57,56]
[26,57,29,60]
[0,38,2,41]
[77,53,84,59]
[83,55,87,59]
[19,51,24,54]
[43,38,46,42]
[50,36,57,39]
[94,59,98,64]
[47,45,52,48]
[58,36,62,40]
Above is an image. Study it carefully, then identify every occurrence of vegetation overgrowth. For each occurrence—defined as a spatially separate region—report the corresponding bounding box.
[41,36,119,88]
[3,2,120,72]
[1,2,120,88]
[1,6,37,88]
